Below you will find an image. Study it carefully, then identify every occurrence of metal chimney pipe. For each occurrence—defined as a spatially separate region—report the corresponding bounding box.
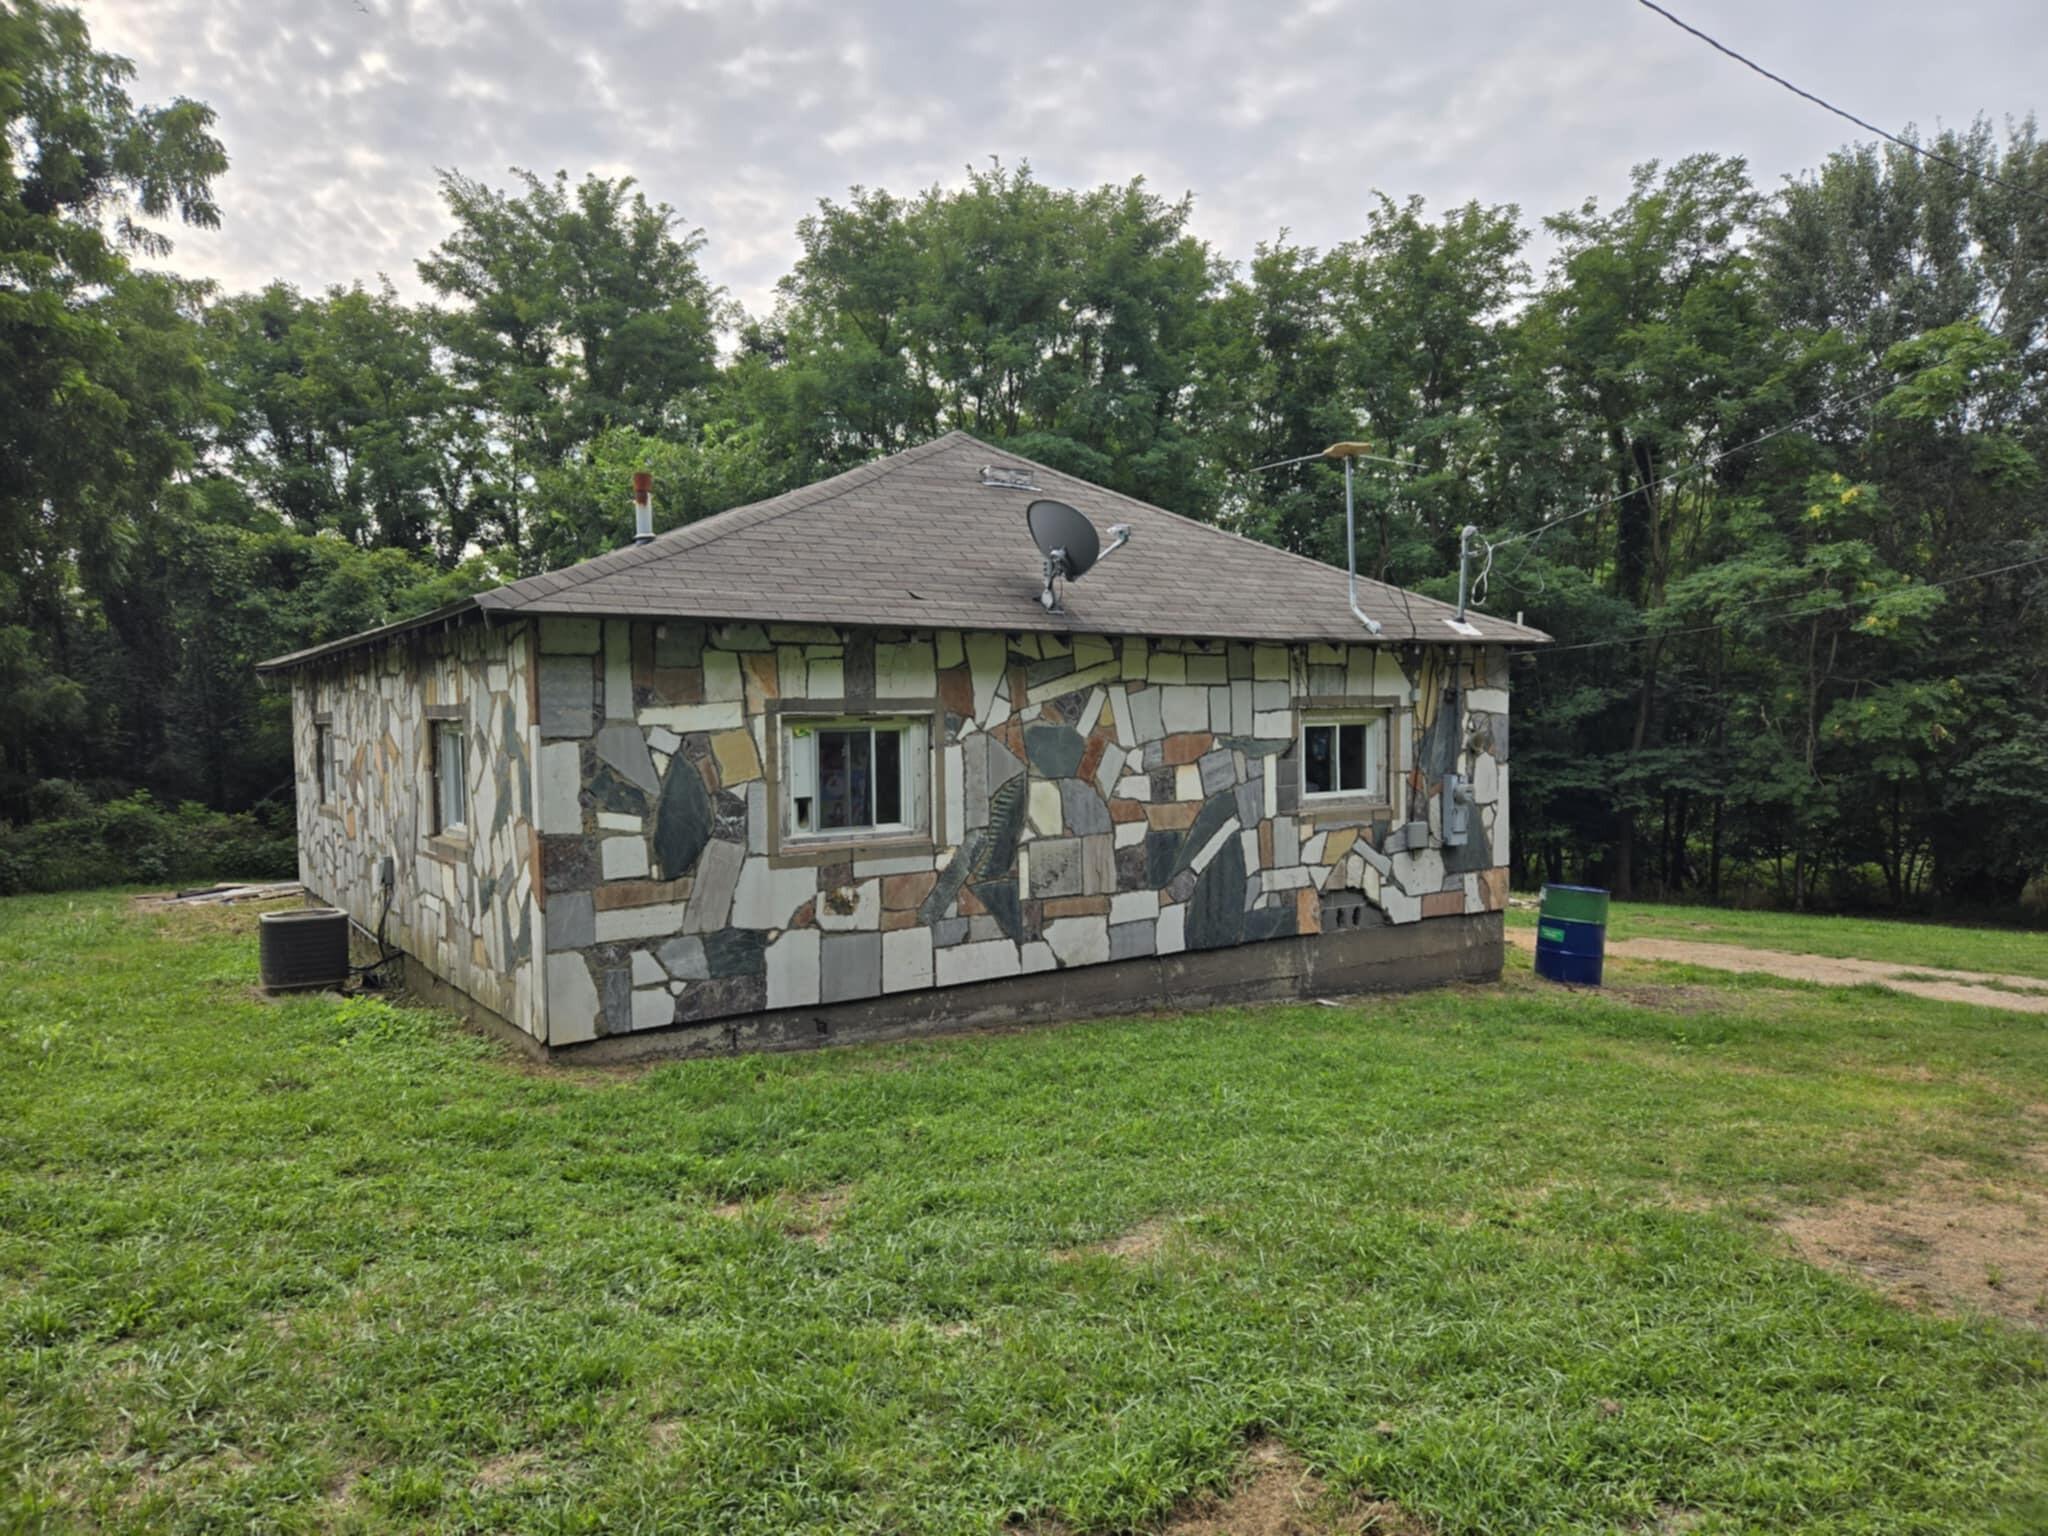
[631,471,654,545]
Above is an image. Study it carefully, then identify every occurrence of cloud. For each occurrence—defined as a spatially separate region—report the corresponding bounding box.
[87,0,2048,318]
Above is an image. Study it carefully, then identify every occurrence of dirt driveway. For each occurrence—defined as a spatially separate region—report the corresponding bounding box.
[1506,928,2048,1015]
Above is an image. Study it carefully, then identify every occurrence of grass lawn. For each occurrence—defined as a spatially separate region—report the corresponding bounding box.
[1507,898,2048,980]
[3,891,2046,1534]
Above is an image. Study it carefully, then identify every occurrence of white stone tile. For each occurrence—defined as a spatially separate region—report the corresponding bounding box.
[731,858,818,930]
[703,649,743,702]
[1189,817,1240,873]
[936,939,1022,987]
[631,950,666,987]
[1114,819,1146,849]
[967,632,1007,721]
[808,657,845,697]
[1110,890,1159,924]
[604,620,633,718]
[1093,743,1125,800]
[1254,645,1287,680]
[646,726,680,755]
[1021,940,1058,973]
[597,812,641,832]
[854,851,932,877]
[1148,651,1186,684]
[1043,916,1111,966]
[1108,685,1136,747]
[877,640,937,698]
[1155,904,1187,955]
[1026,659,1121,706]
[639,701,744,733]
[937,631,965,669]
[1175,764,1203,800]
[1468,686,1509,714]
[882,927,934,993]
[602,837,650,880]
[944,743,965,841]
[1114,773,1152,802]
[545,953,600,1045]
[1029,780,1063,837]
[766,928,821,1008]
[814,876,880,931]
[1160,685,1208,733]
[631,987,672,1031]
[538,742,582,834]
[1121,636,1148,679]
[593,902,689,942]
[1253,709,1292,738]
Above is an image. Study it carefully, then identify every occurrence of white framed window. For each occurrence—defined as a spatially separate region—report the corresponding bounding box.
[431,719,467,835]
[314,722,337,803]
[782,714,930,841]
[1301,711,1388,803]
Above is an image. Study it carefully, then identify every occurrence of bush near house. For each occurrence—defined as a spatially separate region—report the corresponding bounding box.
[0,787,295,895]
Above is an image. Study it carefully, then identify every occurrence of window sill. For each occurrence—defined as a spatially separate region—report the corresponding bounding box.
[424,831,471,863]
[771,831,934,869]
[1299,799,1394,825]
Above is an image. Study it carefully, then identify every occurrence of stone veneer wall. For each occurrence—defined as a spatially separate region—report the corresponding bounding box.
[291,619,542,1036]
[533,619,1510,1048]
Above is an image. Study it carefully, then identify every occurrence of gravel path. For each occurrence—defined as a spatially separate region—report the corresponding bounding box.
[1506,928,2048,1014]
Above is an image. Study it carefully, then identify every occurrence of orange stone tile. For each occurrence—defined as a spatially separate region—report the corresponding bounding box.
[594,877,693,911]
[1043,895,1111,918]
[1159,732,1213,766]
[1295,886,1320,934]
[883,870,936,909]
[881,906,919,930]
[790,899,816,929]
[1421,889,1465,919]
[957,884,986,917]
[742,652,780,709]
[1108,798,1147,823]
[1478,866,1509,912]
[1146,801,1200,829]
[1258,819,1274,867]
[647,666,703,706]
[937,665,974,720]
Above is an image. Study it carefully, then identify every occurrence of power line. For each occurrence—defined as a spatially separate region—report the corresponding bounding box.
[1486,374,1897,552]
[1533,551,2048,657]
[1634,0,2048,208]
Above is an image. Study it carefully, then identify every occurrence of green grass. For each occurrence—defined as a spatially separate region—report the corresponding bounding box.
[3,891,2046,1534]
[1508,898,2048,979]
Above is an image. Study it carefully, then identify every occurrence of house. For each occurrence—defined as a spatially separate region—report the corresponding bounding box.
[256,432,1548,1060]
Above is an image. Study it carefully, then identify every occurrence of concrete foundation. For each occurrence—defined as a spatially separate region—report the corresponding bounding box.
[550,912,1503,1065]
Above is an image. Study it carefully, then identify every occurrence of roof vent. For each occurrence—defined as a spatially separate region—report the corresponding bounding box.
[980,464,1037,491]
[631,471,654,545]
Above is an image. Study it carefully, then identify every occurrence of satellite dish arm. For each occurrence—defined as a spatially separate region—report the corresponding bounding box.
[1098,524,1131,562]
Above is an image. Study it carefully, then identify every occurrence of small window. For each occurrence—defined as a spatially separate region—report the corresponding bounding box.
[314,723,337,803]
[783,716,928,841]
[1301,712,1387,802]
[432,719,467,835]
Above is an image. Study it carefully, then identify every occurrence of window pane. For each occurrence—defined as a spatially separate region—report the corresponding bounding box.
[819,729,874,829]
[437,724,465,831]
[1304,724,1333,795]
[1338,723,1367,793]
[874,729,902,824]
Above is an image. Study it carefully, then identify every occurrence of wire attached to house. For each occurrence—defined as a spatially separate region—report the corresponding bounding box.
[1634,0,2048,208]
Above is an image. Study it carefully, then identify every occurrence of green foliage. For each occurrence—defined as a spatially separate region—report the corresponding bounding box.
[1,6,2043,915]
[0,789,293,893]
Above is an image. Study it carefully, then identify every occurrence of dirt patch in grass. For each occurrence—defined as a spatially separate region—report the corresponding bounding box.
[708,1185,851,1246]
[1054,1214,1219,1265]
[1602,982,1728,1016]
[471,1451,540,1489]
[1157,1441,1426,1535]
[1781,1159,2048,1327]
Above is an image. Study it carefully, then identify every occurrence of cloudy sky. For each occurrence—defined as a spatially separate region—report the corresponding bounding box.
[88,0,2047,317]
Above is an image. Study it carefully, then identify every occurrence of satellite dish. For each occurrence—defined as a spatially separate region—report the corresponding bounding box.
[1026,499,1131,612]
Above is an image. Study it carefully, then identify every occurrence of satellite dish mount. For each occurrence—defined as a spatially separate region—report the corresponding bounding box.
[1026,499,1130,613]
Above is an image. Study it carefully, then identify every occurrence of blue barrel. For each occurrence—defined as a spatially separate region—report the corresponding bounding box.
[1534,883,1609,985]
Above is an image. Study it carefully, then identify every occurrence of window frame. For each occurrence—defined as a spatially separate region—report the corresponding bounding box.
[1298,708,1391,808]
[313,718,337,806]
[428,713,469,840]
[766,702,940,864]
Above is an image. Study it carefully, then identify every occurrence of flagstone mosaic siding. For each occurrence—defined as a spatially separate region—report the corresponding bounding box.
[291,620,543,1037]
[532,618,1511,1048]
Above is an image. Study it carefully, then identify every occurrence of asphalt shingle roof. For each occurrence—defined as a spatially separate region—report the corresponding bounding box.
[478,432,1547,644]
[260,431,1547,672]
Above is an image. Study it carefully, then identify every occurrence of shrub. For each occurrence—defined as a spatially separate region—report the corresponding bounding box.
[0,789,297,895]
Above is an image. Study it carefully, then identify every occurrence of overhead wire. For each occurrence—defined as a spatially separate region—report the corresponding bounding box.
[1533,551,2048,658]
[1634,0,2048,208]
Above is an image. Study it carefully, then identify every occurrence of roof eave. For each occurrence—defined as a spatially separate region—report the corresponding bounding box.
[254,596,483,676]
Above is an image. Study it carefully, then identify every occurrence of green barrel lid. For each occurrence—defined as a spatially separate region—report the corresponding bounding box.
[1539,883,1610,924]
